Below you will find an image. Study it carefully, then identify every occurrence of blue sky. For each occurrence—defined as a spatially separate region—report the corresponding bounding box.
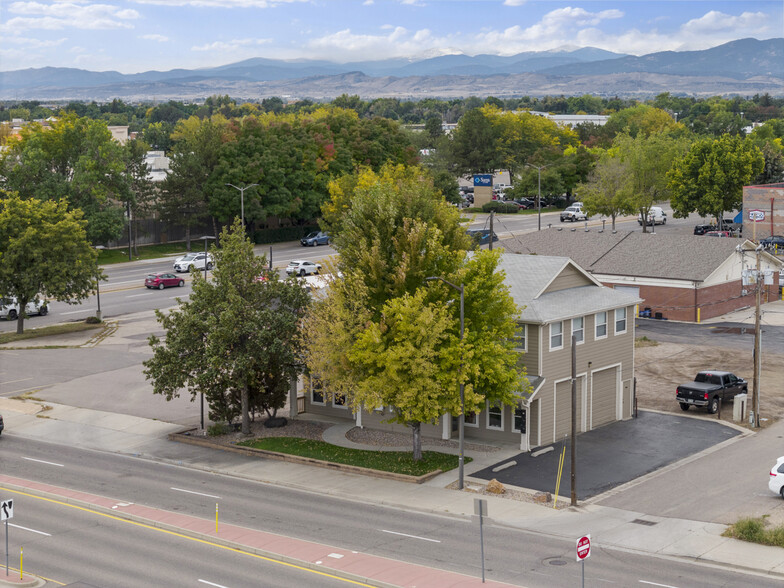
[2,1,782,73]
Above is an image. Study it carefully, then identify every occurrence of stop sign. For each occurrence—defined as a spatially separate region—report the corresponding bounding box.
[576,534,591,561]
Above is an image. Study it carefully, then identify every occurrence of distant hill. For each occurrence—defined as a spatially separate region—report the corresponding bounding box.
[0,38,781,101]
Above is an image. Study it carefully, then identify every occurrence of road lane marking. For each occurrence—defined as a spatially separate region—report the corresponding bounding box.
[0,377,32,386]
[9,523,51,536]
[60,309,93,315]
[22,457,64,467]
[127,292,155,298]
[0,486,373,587]
[380,529,441,543]
[198,580,229,588]
[171,487,221,499]
[640,581,679,588]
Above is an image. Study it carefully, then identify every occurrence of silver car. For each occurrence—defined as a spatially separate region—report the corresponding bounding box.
[173,252,214,273]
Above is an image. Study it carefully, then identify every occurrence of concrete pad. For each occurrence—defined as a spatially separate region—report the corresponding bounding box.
[700,537,784,572]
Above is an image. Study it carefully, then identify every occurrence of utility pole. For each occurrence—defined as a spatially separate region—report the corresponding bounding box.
[489,211,494,251]
[753,247,762,428]
[570,334,577,507]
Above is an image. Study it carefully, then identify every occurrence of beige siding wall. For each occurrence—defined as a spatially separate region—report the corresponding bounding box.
[554,376,585,439]
[539,393,555,446]
[623,379,632,419]
[544,266,594,293]
[518,322,540,375]
[530,399,540,447]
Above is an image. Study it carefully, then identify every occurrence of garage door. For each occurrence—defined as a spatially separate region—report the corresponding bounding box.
[592,367,618,428]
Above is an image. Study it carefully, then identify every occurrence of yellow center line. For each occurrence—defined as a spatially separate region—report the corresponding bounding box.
[0,486,373,587]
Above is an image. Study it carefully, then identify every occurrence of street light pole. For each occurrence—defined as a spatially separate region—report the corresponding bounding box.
[199,235,216,432]
[226,183,258,228]
[425,276,465,490]
[126,200,132,261]
[525,163,549,231]
[94,246,105,321]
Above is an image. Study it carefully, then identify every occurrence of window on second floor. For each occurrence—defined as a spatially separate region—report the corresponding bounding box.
[596,311,607,339]
[550,321,563,350]
[615,307,627,334]
[513,323,527,350]
[572,316,584,344]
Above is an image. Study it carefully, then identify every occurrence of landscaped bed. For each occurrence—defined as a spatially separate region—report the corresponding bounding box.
[237,436,468,476]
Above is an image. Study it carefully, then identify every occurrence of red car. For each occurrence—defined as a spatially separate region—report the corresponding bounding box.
[145,272,185,289]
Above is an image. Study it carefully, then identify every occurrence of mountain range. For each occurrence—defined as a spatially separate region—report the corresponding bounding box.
[1,38,782,102]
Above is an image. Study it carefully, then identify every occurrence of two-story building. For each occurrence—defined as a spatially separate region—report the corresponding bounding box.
[297,253,641,452]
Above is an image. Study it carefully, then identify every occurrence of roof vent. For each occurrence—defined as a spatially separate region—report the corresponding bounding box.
[571,228,576,232]
[557,227,563,231]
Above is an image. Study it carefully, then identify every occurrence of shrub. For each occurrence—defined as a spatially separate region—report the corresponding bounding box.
[207,422,231,436]
[482,201,519,214]
[85,316,102,324]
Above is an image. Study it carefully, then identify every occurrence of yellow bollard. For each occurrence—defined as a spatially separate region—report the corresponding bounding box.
[553,445,566,508]
[215,503,218,533]
[697,308,701,323]
[19,547,22,580]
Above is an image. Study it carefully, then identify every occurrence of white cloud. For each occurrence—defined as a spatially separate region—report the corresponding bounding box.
[3,1,139,32]
[192,38,271,51]
[140,33,169,42]
[682,10,767,35]
[130,0,305,6]
[503,0,526,6]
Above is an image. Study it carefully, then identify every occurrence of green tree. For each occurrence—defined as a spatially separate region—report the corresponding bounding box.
[668,134,764,224]
[306,166,524,459]
[448,109,501,176]
[579,154,634,230]
[144,220,311,434]
[424,115,444,145]
[615,132,688,233]
[0,114,131,244]
[0,194,98,334]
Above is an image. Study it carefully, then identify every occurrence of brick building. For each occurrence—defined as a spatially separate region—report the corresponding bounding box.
[743,183,784,241]
[503,229,782,322]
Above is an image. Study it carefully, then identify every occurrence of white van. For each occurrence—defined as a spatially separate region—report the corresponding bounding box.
[638,206,667,226]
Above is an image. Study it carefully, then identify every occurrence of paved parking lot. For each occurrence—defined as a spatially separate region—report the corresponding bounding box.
[470,410,742,500]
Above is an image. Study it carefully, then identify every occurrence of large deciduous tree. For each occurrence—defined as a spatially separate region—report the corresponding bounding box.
[306,165,525,460]
[144,220,310,434]
[0,194,98,334]
[668,134,764,225]
[580,154,634,230]
[0,114,131,244]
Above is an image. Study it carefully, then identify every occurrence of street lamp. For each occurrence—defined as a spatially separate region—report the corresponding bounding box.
[198,235,216,431]
[525,163,551,231]
[94,246,105,321]
[225,183,259,228]
[425,276,465,490]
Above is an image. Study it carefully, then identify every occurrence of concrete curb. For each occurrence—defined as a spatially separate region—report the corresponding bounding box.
[169,428,443,484]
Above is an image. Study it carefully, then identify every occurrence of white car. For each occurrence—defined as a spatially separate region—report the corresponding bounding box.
[286,260,321,277]
[639,206,667,226]
[0,297,48,321]
[560,206,588,222]
[173,252,214,273]
[769,456,784,498]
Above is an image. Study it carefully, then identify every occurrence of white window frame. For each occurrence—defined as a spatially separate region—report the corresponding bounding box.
[310,377,325,405]
[486,401,504,431]
[332,392,348,410]
[595,311,608,340]
[615,307,627,335]
[550,321,564,351]
[514,323,527,351]
[572,316,584,345]
[464,410,479,428]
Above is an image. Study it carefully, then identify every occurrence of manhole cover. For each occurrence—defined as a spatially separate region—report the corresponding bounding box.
[543,557,568,566]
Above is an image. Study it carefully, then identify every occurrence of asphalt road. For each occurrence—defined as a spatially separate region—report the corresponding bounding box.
[0,434,781,587]
[637,318,784,353]
[1,488,351,588]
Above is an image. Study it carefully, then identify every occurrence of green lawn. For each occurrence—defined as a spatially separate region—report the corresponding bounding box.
[237,436,468,476]
[0,321,103,345]
[98,242,196,265]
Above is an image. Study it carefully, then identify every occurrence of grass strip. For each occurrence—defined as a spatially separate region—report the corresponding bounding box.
[0,322,102,345]
[237,436,468,476]
[98,242,193,264]
[723,517,784,547]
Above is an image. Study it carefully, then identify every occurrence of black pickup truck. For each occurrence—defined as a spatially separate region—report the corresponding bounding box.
[676,371,747,413]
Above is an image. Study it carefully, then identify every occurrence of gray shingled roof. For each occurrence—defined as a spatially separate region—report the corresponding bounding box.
[496,252,642,324]
[501,229,755,281]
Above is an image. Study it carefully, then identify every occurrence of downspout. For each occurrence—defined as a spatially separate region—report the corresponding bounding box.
[694,282,699,322]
